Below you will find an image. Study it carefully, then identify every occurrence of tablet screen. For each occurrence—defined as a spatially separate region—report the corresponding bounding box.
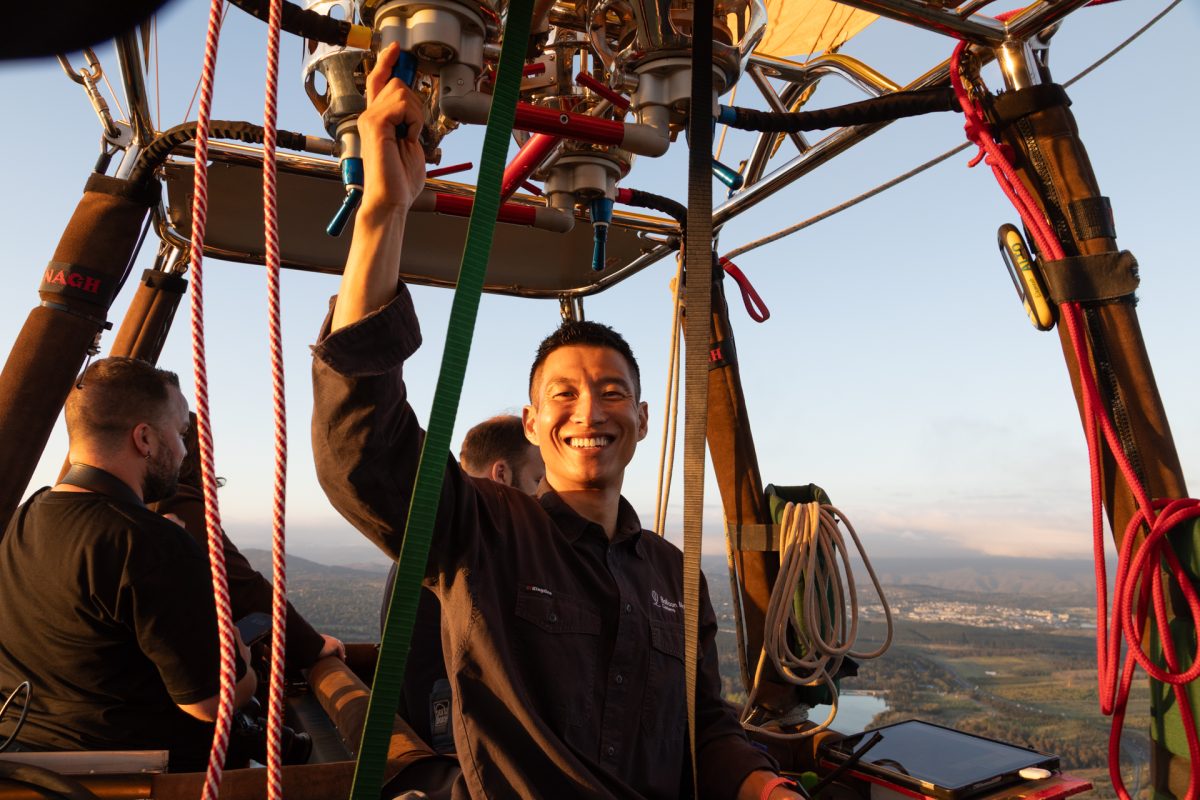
[824,719,1058,798]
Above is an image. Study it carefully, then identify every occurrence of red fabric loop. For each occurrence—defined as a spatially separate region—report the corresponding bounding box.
[719,257,770,322]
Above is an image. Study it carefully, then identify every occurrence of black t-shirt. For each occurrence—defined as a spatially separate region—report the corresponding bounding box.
[0,489,230,771]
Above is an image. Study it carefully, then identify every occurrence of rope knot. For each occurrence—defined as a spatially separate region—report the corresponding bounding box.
[962,116,990,145]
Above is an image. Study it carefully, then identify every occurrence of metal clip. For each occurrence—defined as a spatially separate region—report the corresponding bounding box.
[58,48,129,146]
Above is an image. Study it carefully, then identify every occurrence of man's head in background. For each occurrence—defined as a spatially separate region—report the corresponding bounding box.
[460,415,544,495]
[64,357,189,503]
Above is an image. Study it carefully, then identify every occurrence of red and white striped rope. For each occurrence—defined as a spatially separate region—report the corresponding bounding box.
[261,0,289,797]
[188,2,237,799]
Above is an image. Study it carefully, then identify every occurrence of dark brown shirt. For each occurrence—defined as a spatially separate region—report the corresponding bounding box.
[311,289,775,799]
[150,486,327,670]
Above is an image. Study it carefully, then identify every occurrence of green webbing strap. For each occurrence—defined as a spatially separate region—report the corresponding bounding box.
[682,0,714,796]
[348,4,534,798]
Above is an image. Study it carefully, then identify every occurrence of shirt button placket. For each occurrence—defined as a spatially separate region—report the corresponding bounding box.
[601,547,634,766]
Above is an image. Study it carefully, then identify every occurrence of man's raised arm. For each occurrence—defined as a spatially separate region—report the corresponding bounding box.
[331,42,427,333]
[311,42,439,563]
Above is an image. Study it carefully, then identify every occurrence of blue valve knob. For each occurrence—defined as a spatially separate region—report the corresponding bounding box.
[689,110,745,194]
[392,50,417,139]
[711,158,743,191]
[326,49,416,236]
[589,196,614,272]
[327,156,365,237]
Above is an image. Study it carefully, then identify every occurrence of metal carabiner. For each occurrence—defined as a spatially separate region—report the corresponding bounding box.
[57,48,123,142]
[57,47,104,85]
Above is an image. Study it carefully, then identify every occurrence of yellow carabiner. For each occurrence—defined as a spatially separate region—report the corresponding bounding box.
[998,223,1055,331]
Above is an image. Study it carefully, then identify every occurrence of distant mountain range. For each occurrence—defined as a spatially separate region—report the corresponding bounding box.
[243,548,396,579]
[855,555,1099,598]
[246,549,1100,599]
[239,548,1104,645]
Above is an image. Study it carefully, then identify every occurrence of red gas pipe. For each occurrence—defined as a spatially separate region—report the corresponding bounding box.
[500,132,560,202]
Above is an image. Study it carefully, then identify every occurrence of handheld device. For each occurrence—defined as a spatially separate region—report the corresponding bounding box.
[820,719,1059,800]
[235,611,273,648]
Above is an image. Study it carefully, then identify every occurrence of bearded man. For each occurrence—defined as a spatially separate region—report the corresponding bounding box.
[0,357,255,770]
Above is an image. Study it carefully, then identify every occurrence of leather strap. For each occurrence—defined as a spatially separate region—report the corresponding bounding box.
[1067,196,1116,242]
[1041,250,1139,304]
[60,463,143,507]
[989,83,1070,125]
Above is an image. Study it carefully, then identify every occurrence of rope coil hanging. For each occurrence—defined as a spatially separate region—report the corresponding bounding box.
[741,502,892,738]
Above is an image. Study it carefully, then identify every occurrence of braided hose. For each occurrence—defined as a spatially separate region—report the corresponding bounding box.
[226,0,366,47]
[128,120,312,187]
[720,87,959,133]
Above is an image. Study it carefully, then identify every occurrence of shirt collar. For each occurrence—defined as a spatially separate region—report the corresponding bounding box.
[537,489,646,558]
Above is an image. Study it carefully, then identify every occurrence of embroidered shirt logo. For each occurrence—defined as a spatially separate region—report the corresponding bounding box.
[524,584,553,597]
[651,590,682,613]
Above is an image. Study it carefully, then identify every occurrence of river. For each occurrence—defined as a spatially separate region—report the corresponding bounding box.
[810,691,889,733]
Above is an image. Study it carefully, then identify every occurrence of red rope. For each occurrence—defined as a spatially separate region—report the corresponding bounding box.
[261,0,288,797]
[188,2,237,798]
[950,34,1199,800]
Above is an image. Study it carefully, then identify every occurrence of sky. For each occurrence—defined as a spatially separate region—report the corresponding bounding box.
[0,0,1196,567]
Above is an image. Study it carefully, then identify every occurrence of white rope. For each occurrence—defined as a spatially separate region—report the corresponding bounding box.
[741,501,893,738]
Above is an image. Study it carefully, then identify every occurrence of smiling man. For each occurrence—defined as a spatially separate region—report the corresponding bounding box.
[310,44,801,800]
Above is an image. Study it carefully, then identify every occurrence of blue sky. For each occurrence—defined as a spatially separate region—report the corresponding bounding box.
[0,0,1195,565]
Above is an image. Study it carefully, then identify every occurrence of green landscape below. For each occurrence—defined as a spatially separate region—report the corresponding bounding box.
[244,549,1147,799]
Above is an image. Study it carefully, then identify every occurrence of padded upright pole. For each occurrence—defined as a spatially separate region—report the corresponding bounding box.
[703,265,778,686]
[109,264,189,363]
[0,175,157,532]
[990,83,1195,798]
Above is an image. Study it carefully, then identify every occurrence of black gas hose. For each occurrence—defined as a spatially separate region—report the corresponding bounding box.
[719,86,959,133]
[129,120,313,187]
[618,188,687,232]
[225,0,367,47]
